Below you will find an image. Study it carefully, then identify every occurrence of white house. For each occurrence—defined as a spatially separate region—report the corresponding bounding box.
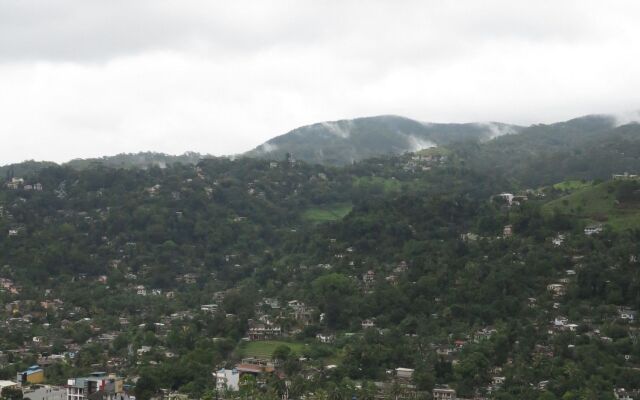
[554,316,568,326]
[584,225,603,235]
[396,368,414,380]
[361,319,376,329]
[215,368,240,392]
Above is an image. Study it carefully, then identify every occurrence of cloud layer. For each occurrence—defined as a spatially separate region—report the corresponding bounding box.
[1,1,640,163]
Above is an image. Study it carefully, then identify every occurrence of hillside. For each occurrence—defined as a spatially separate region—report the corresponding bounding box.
[4,150,640,399]
[2,113,637,180]
[0,152,213,178]
[543,179,640,230]
[245,115,522,165]
[65,151,212,170]
[460,116,640,186]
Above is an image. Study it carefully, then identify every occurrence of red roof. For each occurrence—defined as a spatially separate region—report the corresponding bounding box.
[235,364,263,374]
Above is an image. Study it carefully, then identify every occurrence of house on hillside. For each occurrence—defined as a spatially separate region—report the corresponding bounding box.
[584,224,603,235]
[362,319,376,329]
[247,322,282,341]
[433,386,456,400]
[613,388,639,400]
[6,178,24,190]
[619,307,637,322]
[547,283,566,297]
[503,225,513,238]
[66,372,127,400]
[17,365,44,385]
[362,270,376,291]
[288,300,314,324]
[316,333,335,344]
[552,234,565,246]
[395,368,414,381]
[612,173,640,181]
[200,304,218,313]
[215,368,240,392]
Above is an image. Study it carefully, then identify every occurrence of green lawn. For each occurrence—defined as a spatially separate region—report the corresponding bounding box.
[239,340,306,359]
[302,203,353,223]
[543,181,640,230]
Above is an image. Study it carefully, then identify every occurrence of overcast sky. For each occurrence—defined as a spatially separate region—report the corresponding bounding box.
[1,0,640,164]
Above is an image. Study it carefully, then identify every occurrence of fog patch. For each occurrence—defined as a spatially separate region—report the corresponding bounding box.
[406,135,436,151]
[612,110,640,127]
[321,121,352,138]
[476,122,518,140]
[258,142,278,153]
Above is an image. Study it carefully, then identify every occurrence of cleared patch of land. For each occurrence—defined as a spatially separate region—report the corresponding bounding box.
[239,340,306,359]
[543,181,640,230]
[552,179,593,191]
[302,203,353,223]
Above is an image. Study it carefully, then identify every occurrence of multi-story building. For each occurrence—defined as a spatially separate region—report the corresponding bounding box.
[214,368,240,392]
[66,372,127,400]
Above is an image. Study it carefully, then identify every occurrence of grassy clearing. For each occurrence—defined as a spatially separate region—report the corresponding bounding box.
[239,340,306,359]
[353,176,403,193]
[543,181,640,230]
[552,180,593,191]
[302,203,353,223]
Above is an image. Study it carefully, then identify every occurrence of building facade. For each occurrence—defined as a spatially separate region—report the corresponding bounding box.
[66,373,126,400]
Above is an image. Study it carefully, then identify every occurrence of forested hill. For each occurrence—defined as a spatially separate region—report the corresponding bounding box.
[4,147,640,399]
[244,115,522,165]
[3,114,640,399]
[0,152,212,179]
[1,113,635,179]
[457,116,640,187]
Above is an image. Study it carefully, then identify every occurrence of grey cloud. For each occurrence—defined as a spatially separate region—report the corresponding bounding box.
[0,1,343,62]
[1,1,640,164]
[0,1,615,63]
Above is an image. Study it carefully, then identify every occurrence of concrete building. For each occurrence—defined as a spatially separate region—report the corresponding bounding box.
[395,368,414,381]
[66,373,126,400]
[584,224,603,236]
[433,386,456,400]
[17,365,45,385]
[214,369,240,392]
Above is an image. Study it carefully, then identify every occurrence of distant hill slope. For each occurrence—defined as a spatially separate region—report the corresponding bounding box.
[0,152,213,178]
[3,112,638,179]
[543,179,640,230]
[460,115,640,186]
[65,151,212,169]
[245,115,522,165]
[0,160,58,180]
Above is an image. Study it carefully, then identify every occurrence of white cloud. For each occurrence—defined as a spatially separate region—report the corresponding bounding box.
[257,142,279,154]
[321,121,353,139]
[1,1,640,164]
[613,111,640,127]
[475,123,519,140]
[406,136,436,152]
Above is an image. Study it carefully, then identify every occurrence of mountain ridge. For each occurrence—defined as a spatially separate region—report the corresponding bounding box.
[1,112,638,173]
[244,114,524,165]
